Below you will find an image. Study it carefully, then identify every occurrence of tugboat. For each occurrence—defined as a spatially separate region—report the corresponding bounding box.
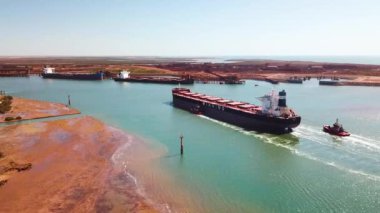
[323,119,350,137]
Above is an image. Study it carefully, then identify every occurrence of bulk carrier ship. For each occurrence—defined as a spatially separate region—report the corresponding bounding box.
[114,71,194,84]
[41,67,104,80]
[172,88,301,133]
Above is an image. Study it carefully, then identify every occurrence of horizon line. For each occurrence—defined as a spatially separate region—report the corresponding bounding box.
[1,54,380,58]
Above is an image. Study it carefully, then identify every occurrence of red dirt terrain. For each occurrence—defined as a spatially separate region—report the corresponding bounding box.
[0,116,157,212]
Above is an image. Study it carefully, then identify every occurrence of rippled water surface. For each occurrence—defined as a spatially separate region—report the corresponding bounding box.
[1,77,380,212]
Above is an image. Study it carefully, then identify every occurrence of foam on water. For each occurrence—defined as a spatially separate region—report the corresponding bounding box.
[294,125,380,151]
[2,73,380,212]
[198,115,380,181]
[294,150,380,181]
[294,125,380,160]
[347,134,380,151]
[293,125,380,180]
[110,134,173,213]
[198,115,298,150]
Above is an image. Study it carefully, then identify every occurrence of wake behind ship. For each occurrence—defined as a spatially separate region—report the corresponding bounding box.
[41,67,104,80]
[172,88,301,133]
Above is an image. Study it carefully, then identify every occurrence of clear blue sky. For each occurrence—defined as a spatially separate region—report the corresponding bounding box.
[1,0,379,56]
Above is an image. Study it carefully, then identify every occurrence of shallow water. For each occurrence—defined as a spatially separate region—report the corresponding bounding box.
[1,77,380,212]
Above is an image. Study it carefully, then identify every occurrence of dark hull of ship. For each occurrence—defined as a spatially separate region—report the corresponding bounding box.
[114,77,194,85]
[265,78,279,84]
[173,95,301,133]
[319,80,340,86]
[41,73,103,80]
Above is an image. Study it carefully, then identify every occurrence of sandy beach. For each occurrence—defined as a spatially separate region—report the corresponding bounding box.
[0,96,80,123]
[0,95,194,212]
[0,116,158,212]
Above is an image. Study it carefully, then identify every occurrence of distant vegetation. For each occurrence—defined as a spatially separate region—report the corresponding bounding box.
[0,96,13,114]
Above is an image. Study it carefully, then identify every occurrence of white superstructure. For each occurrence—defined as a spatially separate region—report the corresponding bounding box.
[257,90,279,116]
[118,70,130,79]
[43,67,55,74]
[257,90,291,117]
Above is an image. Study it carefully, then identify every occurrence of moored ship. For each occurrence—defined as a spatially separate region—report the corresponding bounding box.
[319,79,341,86]
[172,88,301,133]
[41,67,104,80]
[286,77,303,84]
[114,70,194,84]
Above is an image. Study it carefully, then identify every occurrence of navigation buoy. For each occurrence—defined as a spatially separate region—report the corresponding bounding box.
[180,134,184,155]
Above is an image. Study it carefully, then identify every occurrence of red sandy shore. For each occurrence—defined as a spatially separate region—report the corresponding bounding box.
[235,72,380,86]
[2,57,380,85]
[0,116,157,212]
[0,96,80,123]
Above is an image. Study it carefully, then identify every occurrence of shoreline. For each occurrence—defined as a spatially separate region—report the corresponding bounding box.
[110,131,205,213]
[0,96,169,212]
[1,57,380,86]
[0,94,200,212]
[0,96,80,123]
[0,116,160,212]
[219,72,380,86]
[1,70,379,212]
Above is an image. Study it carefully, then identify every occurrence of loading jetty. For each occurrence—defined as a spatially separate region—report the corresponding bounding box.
[200,71,245,84]
[286,77,303,84]
[264,78,279,84]
[195,79,245,84]
[0,65,30,77]
[172,88,301,133]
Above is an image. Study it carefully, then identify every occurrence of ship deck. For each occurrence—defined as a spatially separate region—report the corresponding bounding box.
[174,90,266,116]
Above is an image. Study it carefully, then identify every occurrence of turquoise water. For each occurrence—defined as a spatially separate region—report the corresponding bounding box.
[1,77,380,212]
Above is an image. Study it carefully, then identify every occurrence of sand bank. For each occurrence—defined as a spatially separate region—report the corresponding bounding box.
[0,116,157,212]
[0,96,80,123]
